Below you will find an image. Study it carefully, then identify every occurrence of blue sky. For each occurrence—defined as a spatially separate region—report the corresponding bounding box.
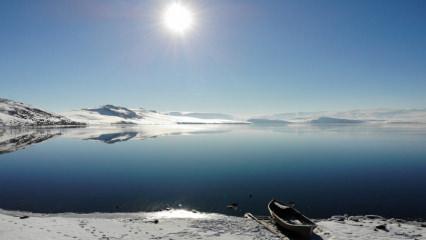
[1,0,425,115]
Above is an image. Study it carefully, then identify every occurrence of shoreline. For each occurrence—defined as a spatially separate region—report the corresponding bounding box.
[1,209,424,240]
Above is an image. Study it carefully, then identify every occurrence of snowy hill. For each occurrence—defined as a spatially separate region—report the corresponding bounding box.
[0,98,83,127]
[85,105,141,119]
[63,105,247,125]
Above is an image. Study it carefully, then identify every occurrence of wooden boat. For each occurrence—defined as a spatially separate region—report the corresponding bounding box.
[268,199,316,237]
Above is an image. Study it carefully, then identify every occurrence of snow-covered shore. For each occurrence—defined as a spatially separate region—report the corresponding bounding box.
[0,209,424,240]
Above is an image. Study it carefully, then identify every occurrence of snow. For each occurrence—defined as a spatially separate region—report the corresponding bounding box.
[0,210,279,240]
[0,210,424,240]
[317,215,426,240]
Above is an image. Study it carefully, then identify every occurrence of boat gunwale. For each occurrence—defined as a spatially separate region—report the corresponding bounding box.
[268,199,316,228]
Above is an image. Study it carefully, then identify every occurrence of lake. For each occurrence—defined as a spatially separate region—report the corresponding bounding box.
[1,124,426,219]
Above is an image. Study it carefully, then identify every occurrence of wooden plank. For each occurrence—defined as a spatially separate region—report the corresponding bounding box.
[245,213,290,240]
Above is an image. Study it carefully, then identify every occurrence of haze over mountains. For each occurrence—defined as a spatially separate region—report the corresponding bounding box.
[255,109,426,124]
[1,98,425,127]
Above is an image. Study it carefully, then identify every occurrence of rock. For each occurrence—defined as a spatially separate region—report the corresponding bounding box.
[348,216,361,222]
[330,215,346,222]
[226,203,238,210]
[19,216,29,219]
[375,224,389,232]
[366,215,384,220]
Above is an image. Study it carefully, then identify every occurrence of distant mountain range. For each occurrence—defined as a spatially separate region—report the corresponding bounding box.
[254,109,426,124]
[310,117,364,124]
[63,105,246,125]
[1,97,425,127]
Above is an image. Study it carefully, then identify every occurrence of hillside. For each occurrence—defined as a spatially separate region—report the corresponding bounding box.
[0,98,83,127]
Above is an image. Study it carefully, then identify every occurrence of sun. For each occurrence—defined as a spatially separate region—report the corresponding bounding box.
[163,2,194,35]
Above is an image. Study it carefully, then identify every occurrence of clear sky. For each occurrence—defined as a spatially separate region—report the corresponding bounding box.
[1,0,425,115]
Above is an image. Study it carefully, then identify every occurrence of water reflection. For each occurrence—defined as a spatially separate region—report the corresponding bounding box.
[0,128,61,154]
[0,124,426,218]
[0,125,232,154]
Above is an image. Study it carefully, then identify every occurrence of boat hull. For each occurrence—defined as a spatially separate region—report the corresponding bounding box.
[268,200,316,237]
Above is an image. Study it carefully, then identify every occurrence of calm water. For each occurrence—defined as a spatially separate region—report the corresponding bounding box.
[1,125,426,219]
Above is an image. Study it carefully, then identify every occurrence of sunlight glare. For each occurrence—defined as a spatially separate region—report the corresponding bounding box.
[163,2,194,35]
[147,209,214,219]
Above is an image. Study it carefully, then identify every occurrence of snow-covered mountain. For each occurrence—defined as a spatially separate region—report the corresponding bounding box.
[85,105,141,119]
[0,98,246,127]
[255,109,426,124]
[0,98,83,127]
[2,97,425,127]
[63,105,247,125]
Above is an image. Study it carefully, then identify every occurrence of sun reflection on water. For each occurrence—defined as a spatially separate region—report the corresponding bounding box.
[146,209,216,219]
